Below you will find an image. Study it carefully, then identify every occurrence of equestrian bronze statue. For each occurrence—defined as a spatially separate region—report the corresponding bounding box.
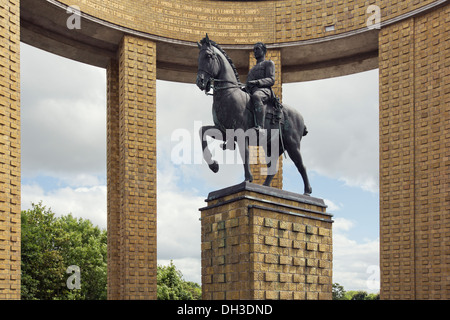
[196,35,312,195]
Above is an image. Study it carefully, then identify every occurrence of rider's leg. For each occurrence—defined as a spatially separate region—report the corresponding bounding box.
[252,91,267,131]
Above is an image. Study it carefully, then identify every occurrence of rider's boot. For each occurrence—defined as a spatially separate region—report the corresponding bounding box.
[254,101,267,136]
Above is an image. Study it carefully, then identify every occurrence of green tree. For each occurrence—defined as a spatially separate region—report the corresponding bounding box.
[332,283,346,300]
[22,202,201,300]
[21,202,65,300]
[21,202,107,300]
[332,283,380,300]
[344,290,380,300]
[157,261,201,300]
[185,281,202,300]
[348,290,368,300]
[55,213,107,300]
[366,292,380,300]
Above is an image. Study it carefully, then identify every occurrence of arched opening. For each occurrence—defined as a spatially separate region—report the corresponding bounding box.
[283,71,380,293]
[20,42,107,229]
[21,41,380,294]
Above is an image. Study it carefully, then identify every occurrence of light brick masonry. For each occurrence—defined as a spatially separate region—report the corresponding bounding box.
[200,182,333,300]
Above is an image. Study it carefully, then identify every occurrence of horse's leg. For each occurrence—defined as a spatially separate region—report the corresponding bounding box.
[199,125,221,173]
[286,143,312,195]
[262,131,276,187]
[238,136,253,182]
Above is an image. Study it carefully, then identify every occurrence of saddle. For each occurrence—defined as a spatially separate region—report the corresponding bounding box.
[222,95,285,152]
[264,96,284,128]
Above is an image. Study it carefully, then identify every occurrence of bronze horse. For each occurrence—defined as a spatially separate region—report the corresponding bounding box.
[196,35,312,195]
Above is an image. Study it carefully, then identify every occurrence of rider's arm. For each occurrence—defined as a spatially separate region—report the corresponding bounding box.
[256,60,275,88]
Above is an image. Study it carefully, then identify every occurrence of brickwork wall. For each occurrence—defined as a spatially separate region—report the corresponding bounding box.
[412,5,449,300]
[57,0,442,45]
[249,49,283,189]
[0,0,20,300]
[106,35,158,300]
[201,184,332,300]
[379,4,449,300]
[273,0,439,43]
[379,16,416,300]
[106,59,121,299]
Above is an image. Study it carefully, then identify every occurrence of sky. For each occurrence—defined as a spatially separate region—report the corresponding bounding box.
[20,42,380,293]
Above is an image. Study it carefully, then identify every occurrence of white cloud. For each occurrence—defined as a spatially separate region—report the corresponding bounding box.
[157,167,203,256]
[21,97,106,178]
[333,217,354,232]
[332,217,380,293]
[324,199,343,212]
[283,70,379,193]
[156,165,204,283]
[21,43,107,180]
[21,183,107,230]
[20,43,108,228]
[20,43,106,103]
[158,258,202,284]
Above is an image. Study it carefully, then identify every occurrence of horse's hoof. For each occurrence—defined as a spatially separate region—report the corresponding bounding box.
[209,161,219,173]
[304,186,312,196]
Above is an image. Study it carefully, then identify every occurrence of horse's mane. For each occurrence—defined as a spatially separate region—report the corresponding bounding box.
[200,37,241,83]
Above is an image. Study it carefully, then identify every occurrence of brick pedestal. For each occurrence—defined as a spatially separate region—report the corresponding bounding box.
[200,182,333,300]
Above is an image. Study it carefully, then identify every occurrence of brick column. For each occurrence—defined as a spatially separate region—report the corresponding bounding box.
[379,4,449,300]
[107,35,157,300]
[249,49,283,189]
[0,0,20,300]
[106,59,121,299]
[200,182,333,300]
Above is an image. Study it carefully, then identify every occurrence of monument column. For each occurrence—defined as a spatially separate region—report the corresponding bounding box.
[379,4,449,300]
[249,48,283,189]
[107,35,157,300]
[0,0,21,300]
[106,59,121,300]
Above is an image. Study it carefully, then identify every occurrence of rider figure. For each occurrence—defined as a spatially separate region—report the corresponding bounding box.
[246,42,275,135]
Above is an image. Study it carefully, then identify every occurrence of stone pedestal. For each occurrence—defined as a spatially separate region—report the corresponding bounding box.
[200,182,333,300]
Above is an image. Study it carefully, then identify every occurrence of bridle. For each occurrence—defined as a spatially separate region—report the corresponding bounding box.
[198,48,245,95]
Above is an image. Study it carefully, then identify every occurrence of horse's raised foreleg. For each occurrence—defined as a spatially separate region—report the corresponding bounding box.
[199,125,222,173]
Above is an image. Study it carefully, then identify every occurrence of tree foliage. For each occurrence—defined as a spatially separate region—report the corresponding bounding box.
[332,283,380,300]
[345,290,380,300]
[332,283,346,300]
[157,261,201,300]
[22,202,202,300]
[21,202,107,300]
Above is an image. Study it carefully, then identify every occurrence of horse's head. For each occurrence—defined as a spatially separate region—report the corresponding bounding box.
[196,34,220,93]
